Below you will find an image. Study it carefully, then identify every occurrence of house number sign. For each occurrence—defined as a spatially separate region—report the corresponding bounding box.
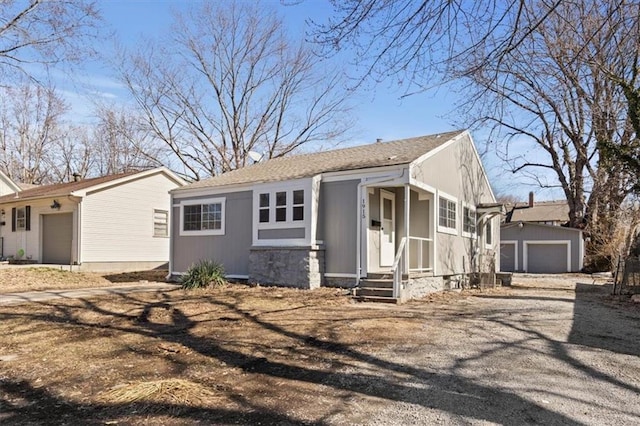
[361,198,366,219]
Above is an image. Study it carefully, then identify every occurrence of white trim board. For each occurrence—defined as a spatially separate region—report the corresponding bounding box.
[523,240,571,273]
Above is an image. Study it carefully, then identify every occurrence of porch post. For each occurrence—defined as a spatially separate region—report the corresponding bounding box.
[404,184,410,273]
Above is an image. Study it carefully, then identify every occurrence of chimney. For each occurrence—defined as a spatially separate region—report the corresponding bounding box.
[72,172,81,182]
[528,191,534,208]
[376,138,382,143]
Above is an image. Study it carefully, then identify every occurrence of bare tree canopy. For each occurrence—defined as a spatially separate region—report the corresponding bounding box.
[0,0,101,83]
[311,0,565,93]
[117,1,352,181]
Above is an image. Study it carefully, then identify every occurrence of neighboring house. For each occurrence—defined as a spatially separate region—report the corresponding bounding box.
[169,130,501,301]
[501,193,584,273]
[0,168,185,271]
[0,170,22,197]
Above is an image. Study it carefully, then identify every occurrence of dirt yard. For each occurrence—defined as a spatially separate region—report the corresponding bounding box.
[0,266,168,293]
[0,273,638,425]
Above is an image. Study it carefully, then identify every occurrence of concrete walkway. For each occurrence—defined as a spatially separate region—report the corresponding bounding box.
[0,282,179,306]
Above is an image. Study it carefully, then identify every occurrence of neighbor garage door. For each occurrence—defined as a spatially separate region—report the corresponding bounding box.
[500,243,516,272]
[526,243,568,273]
[42,213,73,264]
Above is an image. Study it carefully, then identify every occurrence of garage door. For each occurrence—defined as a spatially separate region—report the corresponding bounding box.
[500,243,516,272]
[526,243,568,273]
[42,213,73,264]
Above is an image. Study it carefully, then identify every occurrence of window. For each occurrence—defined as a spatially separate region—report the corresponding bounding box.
[292,190,304,221]
[275,191,287,222]
[259,193,270,223]
[438,196,457,233]
[12,206,30,232]
[257,189,305,225]
[180,198,225,235]
[485,219,493,246]
[16,207,26,231]
[463,206,476,236]
[153,209,168,237]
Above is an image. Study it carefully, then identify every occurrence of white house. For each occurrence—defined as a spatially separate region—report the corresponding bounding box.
[0,168,185,272]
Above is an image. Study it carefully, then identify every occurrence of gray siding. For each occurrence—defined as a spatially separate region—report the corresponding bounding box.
[172,190,252,275]
[501,223,583,273]
[500,243,516,272]
[258,228,305,239]
[319,180,358,274]
[411,133,498,276]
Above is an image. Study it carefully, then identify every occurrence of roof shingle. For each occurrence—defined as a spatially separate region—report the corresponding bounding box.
[179,130,464,191]
[0,171,138,204]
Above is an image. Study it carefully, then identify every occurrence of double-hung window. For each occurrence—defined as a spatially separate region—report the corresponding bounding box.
[462,205,476,237]
[153,209,169,237]
[438,194,457,234]
[180,198,225,235]
[485,219,493,246]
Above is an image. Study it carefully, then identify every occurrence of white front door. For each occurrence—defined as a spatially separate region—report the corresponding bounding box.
[380,190,395,267]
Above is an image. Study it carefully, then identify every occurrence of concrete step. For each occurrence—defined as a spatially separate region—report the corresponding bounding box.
[356,287,394,298]
[353,295,399,304]
[367,272,394,280]
[359,278,394,289]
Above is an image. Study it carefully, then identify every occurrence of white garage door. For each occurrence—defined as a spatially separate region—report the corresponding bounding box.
[42,213,73,264]
[526,243,569,273]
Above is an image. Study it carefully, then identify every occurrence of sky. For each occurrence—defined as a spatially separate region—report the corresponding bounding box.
[46,0,562,201]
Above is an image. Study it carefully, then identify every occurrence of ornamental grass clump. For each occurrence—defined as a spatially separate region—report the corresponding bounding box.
[181,259,226,289]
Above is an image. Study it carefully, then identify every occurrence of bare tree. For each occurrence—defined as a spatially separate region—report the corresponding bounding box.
[0,0,101,84]
[117,1,352,180]
[0,81,68,184]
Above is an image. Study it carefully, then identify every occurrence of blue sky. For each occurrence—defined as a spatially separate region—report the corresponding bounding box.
[49,0,561,201]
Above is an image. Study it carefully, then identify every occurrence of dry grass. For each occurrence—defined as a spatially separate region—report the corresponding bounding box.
[0,267,167,293]
[1,273,637,425]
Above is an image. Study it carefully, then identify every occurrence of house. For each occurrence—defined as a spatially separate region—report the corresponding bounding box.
[0,170,22,197]
[500,193,584,273]
[169,130,501,301]
[0,168,185,271]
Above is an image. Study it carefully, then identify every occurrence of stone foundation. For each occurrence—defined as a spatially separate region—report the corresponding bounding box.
[249,246,324,289]
[401,275,445,302]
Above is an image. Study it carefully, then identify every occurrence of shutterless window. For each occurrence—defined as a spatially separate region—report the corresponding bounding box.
[183,202,222,231]
[463,206,476,234]
[259,193,270,223]
[275,191,287,222]
[153,209,169,237]
[438,197,456,229]
[292,190,304,221]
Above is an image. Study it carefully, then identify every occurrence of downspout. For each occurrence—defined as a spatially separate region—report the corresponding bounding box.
[356,168,407,285]
[167,193,175,281]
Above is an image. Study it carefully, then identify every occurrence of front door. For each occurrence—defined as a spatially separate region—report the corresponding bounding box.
[380,190,395,267]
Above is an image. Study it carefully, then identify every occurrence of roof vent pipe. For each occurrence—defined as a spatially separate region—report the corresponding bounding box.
[72,173,81,182]
[529,191,534,208]
[376,138,382,143]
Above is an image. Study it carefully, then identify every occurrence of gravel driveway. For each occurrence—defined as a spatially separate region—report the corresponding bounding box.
[337,274,640,425]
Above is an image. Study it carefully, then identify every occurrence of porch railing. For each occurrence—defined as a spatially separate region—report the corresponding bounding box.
[392,237,407,299]
[409,236,433,272]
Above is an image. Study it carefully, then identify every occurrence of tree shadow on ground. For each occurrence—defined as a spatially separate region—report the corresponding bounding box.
[568,283,640,357]
[0,291,584,425]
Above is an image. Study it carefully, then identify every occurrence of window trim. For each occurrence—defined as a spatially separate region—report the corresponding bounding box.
[15,207,26,231]
[461,202,477,238]
[485,218,493,248]
[256,187,306,229]
[153,209,169,238]
[179,197,226,236]
[437,192,458,235]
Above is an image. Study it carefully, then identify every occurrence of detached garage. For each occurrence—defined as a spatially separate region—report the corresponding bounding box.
[500,222,584,273]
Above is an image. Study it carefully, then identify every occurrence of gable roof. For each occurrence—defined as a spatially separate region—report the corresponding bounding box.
[177,130,465,191]
[0,170,22,194]
[0,168,185,204]
[508,200,569,223]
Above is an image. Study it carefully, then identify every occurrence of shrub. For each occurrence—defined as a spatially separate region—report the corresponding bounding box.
[181,259,226,289]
